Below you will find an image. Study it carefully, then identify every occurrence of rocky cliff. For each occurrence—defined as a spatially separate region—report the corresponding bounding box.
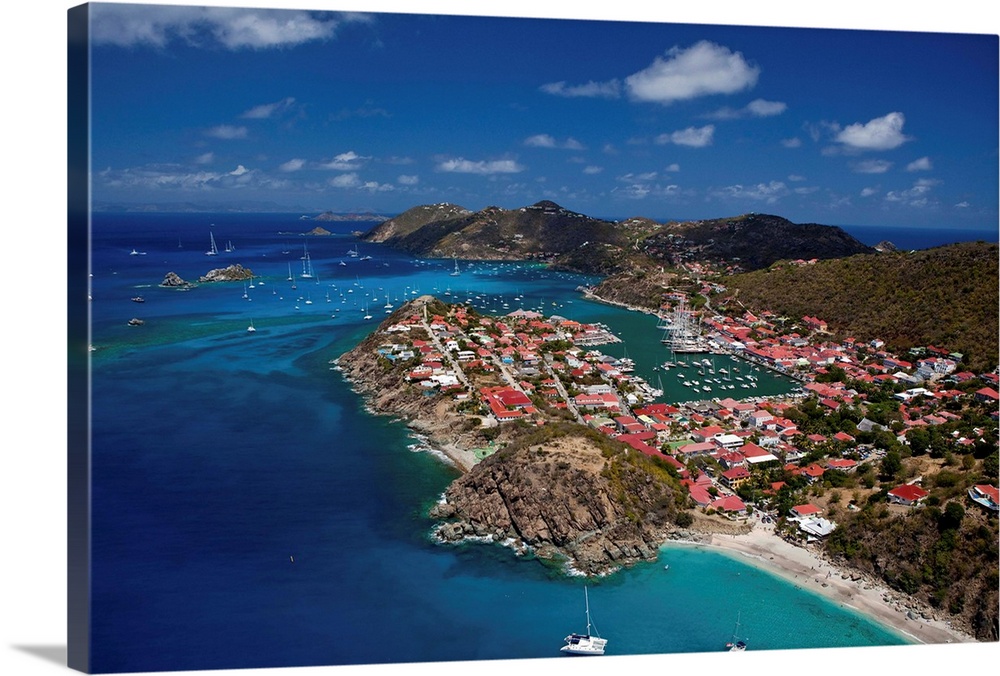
[430,423,687,574]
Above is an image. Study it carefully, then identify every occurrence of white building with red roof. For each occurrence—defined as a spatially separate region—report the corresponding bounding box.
[790,504,821,520]
[888,483,930,506]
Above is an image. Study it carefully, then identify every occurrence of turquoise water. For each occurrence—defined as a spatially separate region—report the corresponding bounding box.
[86,213,906,673]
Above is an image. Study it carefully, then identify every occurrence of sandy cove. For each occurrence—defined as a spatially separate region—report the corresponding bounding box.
[670,516,977,645]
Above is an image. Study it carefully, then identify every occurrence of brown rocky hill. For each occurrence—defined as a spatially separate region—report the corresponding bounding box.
[362,201,657,273]
[431,423,685,574]
[362,203,874,275]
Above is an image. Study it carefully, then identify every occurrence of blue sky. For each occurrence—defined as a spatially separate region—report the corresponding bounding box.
[86,1,999,231]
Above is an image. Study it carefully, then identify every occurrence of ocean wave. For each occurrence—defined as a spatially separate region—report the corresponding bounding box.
[406,434,456,467]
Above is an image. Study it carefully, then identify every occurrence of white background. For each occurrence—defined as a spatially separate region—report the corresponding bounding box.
[2,2,997,676]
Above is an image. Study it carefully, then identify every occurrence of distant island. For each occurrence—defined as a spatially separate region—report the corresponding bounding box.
[308,210,389,223]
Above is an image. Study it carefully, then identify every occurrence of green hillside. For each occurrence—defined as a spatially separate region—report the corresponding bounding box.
[725,242,999,372]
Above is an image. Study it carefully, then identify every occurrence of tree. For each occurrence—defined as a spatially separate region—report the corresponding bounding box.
[907,427,931,456]
[939,502,965,531]
[880,450,903,482]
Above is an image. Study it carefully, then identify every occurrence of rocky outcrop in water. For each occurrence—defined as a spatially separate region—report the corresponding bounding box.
[160,271,193,288]
[198,264,254,282]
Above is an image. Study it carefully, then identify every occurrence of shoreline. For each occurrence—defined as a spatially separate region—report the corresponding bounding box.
[340,296,985,645]
[666,520,978,646]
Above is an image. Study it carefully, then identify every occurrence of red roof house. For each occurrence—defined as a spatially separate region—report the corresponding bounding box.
[888,484,930,506]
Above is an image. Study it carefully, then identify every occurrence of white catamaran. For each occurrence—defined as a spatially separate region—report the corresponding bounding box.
[561,587,607,656]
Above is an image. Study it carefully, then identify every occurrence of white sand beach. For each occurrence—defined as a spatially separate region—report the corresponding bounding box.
[677,517,977,645]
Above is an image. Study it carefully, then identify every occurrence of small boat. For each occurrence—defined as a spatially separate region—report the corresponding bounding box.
[725,612,747,652]
[130,296,145,303]
[247,319,256,333]
[300,244,315,279]
[561,587,607,656]
[206,231,218,256]
[450,257,461,276]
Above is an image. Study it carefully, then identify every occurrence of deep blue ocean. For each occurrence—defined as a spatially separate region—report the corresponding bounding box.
[86,212,983,673]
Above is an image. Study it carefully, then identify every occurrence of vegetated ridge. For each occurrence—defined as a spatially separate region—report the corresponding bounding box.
[721,241,999,372]
[362,201,874,275]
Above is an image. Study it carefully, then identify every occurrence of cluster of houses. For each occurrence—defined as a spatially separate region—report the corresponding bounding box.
[371,298,998,537]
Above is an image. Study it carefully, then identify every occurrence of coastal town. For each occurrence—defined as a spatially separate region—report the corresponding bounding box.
[345,285,998,642]
[368,291,997,519]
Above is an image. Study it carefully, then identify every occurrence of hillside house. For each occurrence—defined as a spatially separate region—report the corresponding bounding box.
[888,483,930,506]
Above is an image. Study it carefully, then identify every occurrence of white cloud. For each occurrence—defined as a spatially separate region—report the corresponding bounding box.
[853,159,893,174]
[955,201,970,208]
[539,80,621,99]
[625,41,759,105]
[611,182,683,200]
[328,173,394,191]
[655,125,715,148]
[321,151,369,170]
[95,163,279,193]
[861,187,879,197]
[205,125,248,140]
[906,156,933,171]
[885,178,939,207]
[788,174,806,182]
[715,181,788,203]
[583,166,603,175]
[524,135,586,150]
[524,134,557,148]
[329,173,361,188]
[397,175,419,185]
[617,172,659,182]
[746,99,787,117]
[89,4,362,49]
[241,97,296,119]
[279,158,305,172]
[194,152,215,164]
[781,137,802,148]
[835,112,910,151]
[665,163,681,172]
[436,158,525,175]
[708,98,786,120]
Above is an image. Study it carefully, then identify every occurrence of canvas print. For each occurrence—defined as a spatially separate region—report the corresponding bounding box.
[68,2,999,674]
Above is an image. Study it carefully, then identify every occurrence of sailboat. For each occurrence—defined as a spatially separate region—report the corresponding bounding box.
[561,587,607,656]
[725,612,747,652]
[206,231,219,256]
[300,244,315,279]
[246,318,256,333]
[450,256,461,276]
